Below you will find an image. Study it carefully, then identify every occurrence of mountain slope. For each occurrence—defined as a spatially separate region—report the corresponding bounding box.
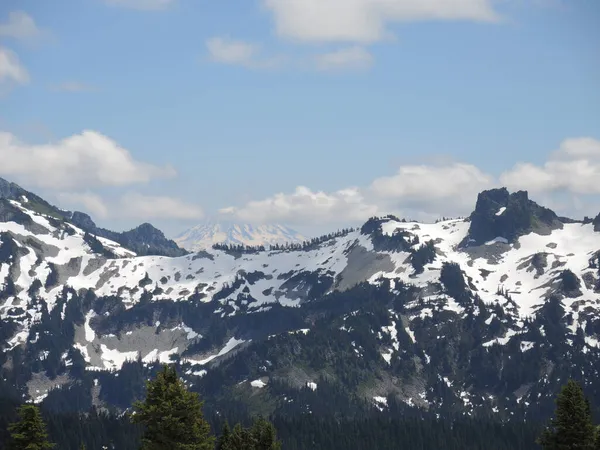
[0,184,599,420]
[0,177,187,258]
[174,220,306,251]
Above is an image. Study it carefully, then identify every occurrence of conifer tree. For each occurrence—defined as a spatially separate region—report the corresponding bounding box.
[595,426,600,450]
[132,365,214,450]
[538,379,596,449]
[8,404,55,450]
[230,423,254,450]
[250,417,281,450]
[216,422,233,450]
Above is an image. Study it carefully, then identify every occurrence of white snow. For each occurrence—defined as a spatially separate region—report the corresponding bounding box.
[495,207,506,216]
[185,337,247,366]
[84,311,96,342]
[251,379,267,388]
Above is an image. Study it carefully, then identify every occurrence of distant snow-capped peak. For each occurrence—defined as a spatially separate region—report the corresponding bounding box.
[173,220,307,251]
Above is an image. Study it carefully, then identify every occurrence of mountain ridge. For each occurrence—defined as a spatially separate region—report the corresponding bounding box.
[0,178,599,422]
[0,177,187,258]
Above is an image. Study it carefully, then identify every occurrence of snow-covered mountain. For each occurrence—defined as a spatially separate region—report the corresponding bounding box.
[1,182,600,418]
[173,219,306,251]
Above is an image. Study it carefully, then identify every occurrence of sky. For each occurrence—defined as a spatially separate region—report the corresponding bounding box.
[0,0,599,238]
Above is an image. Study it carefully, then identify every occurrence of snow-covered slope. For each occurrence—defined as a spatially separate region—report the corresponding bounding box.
[173,219,306,251]
[3,194,600,352]
[1,187,600,413]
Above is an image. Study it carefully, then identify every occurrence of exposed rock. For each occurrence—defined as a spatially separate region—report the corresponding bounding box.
[461,188,562,247]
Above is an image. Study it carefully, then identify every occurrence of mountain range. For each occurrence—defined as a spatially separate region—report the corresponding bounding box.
[173,220,306,251]
[0,177,599,422]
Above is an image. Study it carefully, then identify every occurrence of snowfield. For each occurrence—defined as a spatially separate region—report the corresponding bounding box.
[1,198,600,372]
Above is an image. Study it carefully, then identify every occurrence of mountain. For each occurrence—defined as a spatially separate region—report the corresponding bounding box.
[0,177,187,258]
[173,219,306,251]
[0,181,599,422]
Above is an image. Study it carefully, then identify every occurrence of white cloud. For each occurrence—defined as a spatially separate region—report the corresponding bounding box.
[314,46,373,71]
[263,0,501,43]
[370,162,494,214]
[58,192,110,219]
[220,186,378,225]
[206,37,259,66]
[50,82,96,92]
[119,193,204,220]
[103,0,176,10]
[0,130,176,190]
[0,46,29,87]
[0,11,42,41]
[500,137,600,195]
[205,37,286,69]
[222,137,600,226]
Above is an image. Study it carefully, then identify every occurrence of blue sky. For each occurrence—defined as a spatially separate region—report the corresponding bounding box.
[1,0,599,236]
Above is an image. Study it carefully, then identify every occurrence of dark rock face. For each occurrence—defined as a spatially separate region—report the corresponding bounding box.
[593,213,600,232]
[69,211,99,232]
[120,223,187,257]
[0,177,23,200]
[462,188,563,247]
[69,216,187,257]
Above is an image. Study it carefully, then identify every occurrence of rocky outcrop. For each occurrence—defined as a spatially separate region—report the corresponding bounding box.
[461,188,563,247]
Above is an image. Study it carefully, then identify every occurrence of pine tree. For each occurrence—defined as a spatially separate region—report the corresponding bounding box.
[216,422,233,450]
[8,404,55,450]
[250,417,281,450]
[538,379,596,449]
[230,423,254,450]
[595,426,600,450]
[132,365,214,450]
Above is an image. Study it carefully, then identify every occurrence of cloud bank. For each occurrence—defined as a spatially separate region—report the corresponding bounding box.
[222,137,600,226]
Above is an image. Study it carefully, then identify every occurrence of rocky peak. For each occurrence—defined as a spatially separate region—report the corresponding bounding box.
[68,211,98,231]
[593,213,600,232]
[462,188,562,247]
[0,177,23,200]
[120,223,187,257]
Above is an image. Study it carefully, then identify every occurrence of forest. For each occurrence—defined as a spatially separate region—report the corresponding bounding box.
[2,365,599,450]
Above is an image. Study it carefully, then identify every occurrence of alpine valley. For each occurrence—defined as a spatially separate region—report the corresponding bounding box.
[1,176,599,423]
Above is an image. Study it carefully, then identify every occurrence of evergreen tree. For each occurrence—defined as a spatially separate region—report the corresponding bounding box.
[250,417,281,450]
[595,426,600,450]
[132,365,214,450]
[8,404,55,450]
[216,422,233,450]
[230,423,254,450]
[538,379,596,449]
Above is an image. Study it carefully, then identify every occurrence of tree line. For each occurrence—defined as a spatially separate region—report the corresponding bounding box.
[211,228,356,254]
[4,370,600,449]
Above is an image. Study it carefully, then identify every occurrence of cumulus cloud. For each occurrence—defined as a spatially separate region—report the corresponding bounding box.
[0,11,43,41]
[0,130,176,190]
[220,186,378,225]
[220,137,600,226]
[0,46,29,88]
[500,137,600,195]
[103,0,176,10]
[314,46,373,71]
[119,193,204,220]
[370,162,494,214]
[263,0,501,43]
